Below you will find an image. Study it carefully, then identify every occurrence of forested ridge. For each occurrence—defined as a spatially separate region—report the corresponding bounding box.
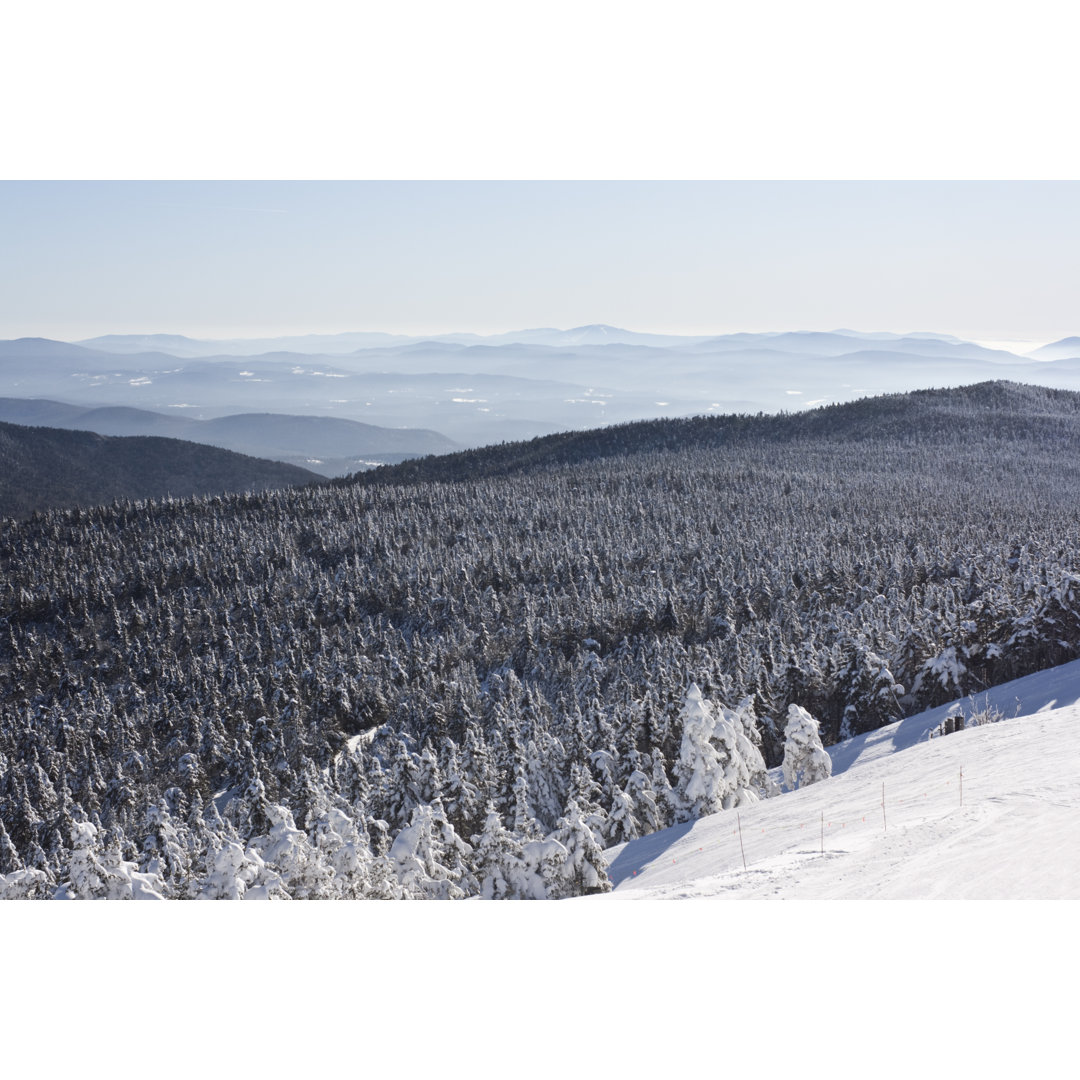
[346,380,1080,486]
[3,381,1080,898]
[0,420,320,519]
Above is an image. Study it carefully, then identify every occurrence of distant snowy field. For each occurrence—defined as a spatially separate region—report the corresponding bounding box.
[597,660,1080,900]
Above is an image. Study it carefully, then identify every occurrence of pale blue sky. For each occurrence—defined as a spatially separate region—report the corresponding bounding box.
[3,180,1078,344]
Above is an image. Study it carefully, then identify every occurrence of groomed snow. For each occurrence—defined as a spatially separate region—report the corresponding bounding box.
[598,659,1080,899]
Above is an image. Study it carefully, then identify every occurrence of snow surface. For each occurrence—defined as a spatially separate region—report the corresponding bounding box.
[598,659,1080,899]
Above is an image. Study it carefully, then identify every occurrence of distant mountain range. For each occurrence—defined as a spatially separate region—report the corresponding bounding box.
[2,327,1078,453]
[1030,337,1080,361]
[75,324,985,357]
[0,420,319,520]
[0,398,460,477]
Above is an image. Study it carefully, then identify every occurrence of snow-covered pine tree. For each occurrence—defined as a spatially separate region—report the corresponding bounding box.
[673,684,723,821]
[626,768,664,835]
[910,639,969,710]
[547,797,612,898]
[140,799,192,894]
[382,737,422,829]
[309,805,371,898]
[729,696,780,799]
[519,835,568,900]
[525,733,566,833]
[604,784,639,846]
[673,683,759,820]
[649,749,679,829]
[196,835,271,900]
[54,821,166,900]
[430,797,478,896]
[710,705,759,810]
[472,805,530,900]
[567,761,608,847]
[781,705,832,792]
[248,802,334,899]
[388,803,469,900]
[0,866,51,899]
[836,643,904,739]
[0,818,23,876]
[511,763,542,839]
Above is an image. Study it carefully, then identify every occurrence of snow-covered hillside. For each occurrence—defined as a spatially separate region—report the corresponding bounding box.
[599,660,1080,899]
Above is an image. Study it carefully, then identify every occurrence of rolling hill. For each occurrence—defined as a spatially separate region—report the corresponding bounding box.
[1030,336,1080,361]
[347,380,1080,487]
[0,399,460,476]
[0,420,319,519]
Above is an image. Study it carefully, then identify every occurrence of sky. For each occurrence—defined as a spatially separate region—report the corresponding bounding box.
[2,179,1079,345]
[3,3,1080,347]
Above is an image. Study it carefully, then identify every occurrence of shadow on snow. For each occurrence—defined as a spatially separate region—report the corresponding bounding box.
[605,820,695,887]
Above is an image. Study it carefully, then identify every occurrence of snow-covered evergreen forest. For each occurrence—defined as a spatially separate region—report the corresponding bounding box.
[4,380,1080,898]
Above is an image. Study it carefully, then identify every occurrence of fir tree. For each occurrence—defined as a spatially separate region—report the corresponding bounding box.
[781,705,832,792]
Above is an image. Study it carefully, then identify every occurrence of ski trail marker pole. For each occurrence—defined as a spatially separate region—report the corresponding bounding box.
[737,812,747,870]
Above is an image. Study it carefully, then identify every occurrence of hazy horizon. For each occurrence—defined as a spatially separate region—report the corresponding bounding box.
[14,325,1063,354]
[3,181,1079,346]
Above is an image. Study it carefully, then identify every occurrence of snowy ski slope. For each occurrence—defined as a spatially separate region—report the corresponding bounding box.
[599,659,1080,899]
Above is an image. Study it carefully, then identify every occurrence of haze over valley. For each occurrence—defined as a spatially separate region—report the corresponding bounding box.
[3,324,1079,479]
